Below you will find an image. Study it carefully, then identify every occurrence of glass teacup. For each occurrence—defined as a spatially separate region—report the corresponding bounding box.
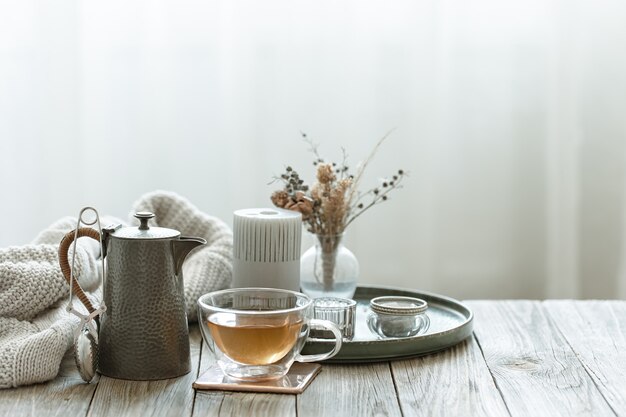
[197,288,342,381]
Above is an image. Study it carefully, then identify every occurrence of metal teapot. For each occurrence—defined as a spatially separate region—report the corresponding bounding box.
[59,212,206,380]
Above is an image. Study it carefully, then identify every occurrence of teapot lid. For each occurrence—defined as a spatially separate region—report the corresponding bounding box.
[107,212,180,240]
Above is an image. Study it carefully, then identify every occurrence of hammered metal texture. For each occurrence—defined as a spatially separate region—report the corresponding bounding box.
[99,238,190,380]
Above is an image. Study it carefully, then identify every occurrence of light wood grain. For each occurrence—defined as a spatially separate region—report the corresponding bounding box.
[5,301,626,417]
[86,326,202,417]
[0,351,97,417]
[192,335,295,417]
[545,300,626,415]
[467,301,615,417]
[297,362,402,417]
[391,337,510,417]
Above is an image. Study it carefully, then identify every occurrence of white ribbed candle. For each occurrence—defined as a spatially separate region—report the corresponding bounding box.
[232,208,302,291]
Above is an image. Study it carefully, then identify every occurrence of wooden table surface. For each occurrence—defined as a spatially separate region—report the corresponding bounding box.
[1,300,625,417]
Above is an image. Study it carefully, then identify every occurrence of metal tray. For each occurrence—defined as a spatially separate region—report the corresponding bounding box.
[302,285,473,363]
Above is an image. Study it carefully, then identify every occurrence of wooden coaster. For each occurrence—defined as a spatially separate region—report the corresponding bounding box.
[193,362,322,394]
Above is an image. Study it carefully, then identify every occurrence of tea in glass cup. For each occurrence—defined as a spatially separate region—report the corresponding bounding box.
[197,288,342,381]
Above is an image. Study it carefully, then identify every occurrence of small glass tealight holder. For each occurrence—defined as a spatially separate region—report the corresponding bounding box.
[368,296,430,338]
[310,297,357,341]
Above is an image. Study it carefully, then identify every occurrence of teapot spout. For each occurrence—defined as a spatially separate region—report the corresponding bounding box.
[172,236,207,276]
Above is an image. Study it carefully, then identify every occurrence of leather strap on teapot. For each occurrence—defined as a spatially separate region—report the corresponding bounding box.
[58,228,101,314]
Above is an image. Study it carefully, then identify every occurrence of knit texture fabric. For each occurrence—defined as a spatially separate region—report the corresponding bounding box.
[0,191,233,388]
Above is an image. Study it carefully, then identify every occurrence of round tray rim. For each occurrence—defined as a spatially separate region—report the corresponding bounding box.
[303,284,474,362]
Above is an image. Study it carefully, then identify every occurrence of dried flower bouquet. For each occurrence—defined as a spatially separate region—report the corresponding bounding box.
[271,132,405,293]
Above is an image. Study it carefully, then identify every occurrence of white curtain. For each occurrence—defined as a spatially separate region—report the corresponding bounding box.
[1,0,626,299]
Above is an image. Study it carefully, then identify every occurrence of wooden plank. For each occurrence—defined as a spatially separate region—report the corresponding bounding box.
[192,335,295,417]
[545,300,626,415]
[467,301,615,417]
[0,351,97,417]
[87,326,202,417]
[297,362,402,417]
[391,337,510,417]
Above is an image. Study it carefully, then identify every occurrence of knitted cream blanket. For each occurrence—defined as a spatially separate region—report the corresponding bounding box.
[0,191,233,388]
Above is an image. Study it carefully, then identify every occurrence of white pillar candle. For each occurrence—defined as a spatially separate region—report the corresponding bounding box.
[232,208,302,291]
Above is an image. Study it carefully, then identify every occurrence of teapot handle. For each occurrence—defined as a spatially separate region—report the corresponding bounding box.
[58,227,101,314]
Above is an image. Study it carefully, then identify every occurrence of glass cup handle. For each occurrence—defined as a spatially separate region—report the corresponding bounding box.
[295,319,343,363]
[420,313,431,334]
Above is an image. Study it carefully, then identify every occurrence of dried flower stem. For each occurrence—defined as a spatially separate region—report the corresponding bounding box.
[346,127,396,209]
[346,174,405,228]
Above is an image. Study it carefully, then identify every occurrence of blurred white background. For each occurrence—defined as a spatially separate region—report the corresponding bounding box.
[1,0,626,299]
